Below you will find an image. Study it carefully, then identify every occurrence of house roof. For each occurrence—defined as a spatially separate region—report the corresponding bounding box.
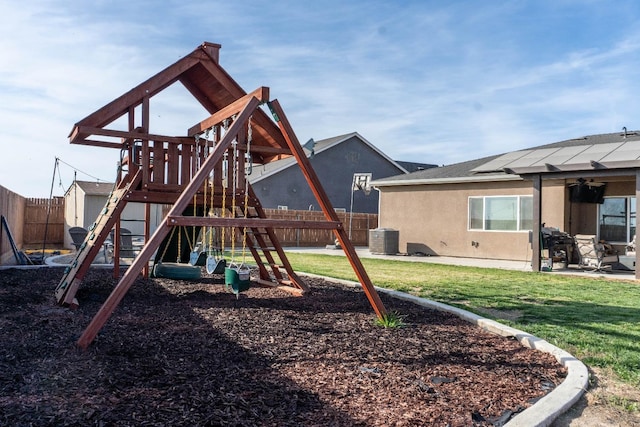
[249,132,408,182]
[66,181,115,197]
[372,130,640,187]
[395,161,438,172]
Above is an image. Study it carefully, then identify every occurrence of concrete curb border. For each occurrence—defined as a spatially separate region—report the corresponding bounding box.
[300,273,589,427]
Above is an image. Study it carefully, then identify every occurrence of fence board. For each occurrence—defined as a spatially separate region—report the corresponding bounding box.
[21,197,376,250]
[23,197,65,245]
[0,185,26,263]
[262,209,377,247]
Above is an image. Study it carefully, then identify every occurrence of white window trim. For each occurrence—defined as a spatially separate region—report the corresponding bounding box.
[597,196,636,243]
[468,195,533,232]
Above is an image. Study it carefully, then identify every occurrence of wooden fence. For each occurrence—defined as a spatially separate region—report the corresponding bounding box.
[0,185,26,263]
[18,198,376,252]
[23,197,65,247]
[262,209,378,247]
[162,207,378,247]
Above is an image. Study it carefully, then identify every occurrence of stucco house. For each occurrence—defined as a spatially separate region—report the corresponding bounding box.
[372,130,640,278]
[249,132,433,213]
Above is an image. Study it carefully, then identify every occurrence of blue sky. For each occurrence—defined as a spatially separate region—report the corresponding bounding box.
[2,0,640,197]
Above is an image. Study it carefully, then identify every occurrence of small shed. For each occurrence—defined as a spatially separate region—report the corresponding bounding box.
[63,180,165,250]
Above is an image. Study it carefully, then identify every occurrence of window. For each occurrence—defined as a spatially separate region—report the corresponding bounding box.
[468,196,533,231]
[598,197,636,243]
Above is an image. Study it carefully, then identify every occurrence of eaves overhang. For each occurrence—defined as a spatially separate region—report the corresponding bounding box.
[504,160,640,177]
[372,173,522,188]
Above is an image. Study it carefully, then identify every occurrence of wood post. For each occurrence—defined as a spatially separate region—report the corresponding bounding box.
[532,174,542,272]
[630,169,640,280]
[267,99,388,319]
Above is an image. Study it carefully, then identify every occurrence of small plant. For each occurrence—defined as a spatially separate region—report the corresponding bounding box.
[608,395,640,413]
[374,311,406,328]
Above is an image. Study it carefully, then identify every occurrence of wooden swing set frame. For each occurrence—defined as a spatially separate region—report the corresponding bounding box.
[54,42,387,349]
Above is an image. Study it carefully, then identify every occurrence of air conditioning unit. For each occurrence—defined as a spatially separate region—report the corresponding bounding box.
[369,228,399,255]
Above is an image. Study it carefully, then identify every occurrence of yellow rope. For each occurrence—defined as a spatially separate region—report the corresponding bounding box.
[242,188,249,263]
[177,225,182,263]
[221,152,227,256]
[159,226,177,261]
[230,143,237,262]
[241,116,252,264]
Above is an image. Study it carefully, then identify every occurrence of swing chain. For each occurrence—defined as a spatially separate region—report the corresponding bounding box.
[245,115,253,176]
[159,226,177,263]
[241,116,253,263]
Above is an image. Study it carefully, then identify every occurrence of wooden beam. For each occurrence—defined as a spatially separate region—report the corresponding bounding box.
[73,53,201,131]
[531,174,542,272]
[166,215,340,230]
[70,139,124,149]
[235,143,291,156]
[267,99,388,319]
[200,42,221,63]
[196,60,288,150]
[187,87,270,136]
[126,191,181,204]
[72,126,190,145]
[179,76,219,113]
[76,96,262,350]
[254,279,305,296]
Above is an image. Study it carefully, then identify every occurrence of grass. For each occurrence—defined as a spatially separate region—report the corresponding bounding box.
[373,310,406,328]
[281,252,640,388]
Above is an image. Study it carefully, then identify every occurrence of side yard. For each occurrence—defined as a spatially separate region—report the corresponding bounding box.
[284,252,640,424]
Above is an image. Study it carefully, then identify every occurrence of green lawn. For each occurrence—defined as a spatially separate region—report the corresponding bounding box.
[281,252,640,387]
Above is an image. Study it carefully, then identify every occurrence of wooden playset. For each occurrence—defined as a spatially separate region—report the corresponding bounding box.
[54,42,387,349]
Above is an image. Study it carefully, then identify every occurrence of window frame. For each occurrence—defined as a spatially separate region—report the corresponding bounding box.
[597,196,636,243]
[468,195,533,232]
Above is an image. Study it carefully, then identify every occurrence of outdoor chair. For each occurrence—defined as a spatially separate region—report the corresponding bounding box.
[119,228,136,258]
[104,228,137,262]
[574,234,619,272]
[68,226,88,251]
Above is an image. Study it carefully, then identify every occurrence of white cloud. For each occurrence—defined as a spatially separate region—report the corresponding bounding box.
[3,0,640,196]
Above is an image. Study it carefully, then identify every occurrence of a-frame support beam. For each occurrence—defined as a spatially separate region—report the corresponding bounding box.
[267,99,388,319]
[76,96,262,349]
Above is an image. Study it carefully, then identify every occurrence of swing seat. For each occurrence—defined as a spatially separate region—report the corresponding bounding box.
[189,251,207,267]
[153,262,202,280]
[224,263,251,294]
[206,255,226,274]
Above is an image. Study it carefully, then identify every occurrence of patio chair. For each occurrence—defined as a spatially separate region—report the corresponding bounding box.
[574,234,619,272]
[105,228,137,262]
[68,226,88,251]
[119,228,136,258]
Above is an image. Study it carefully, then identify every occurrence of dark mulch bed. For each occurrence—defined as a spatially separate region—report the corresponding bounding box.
[0,267,565,426]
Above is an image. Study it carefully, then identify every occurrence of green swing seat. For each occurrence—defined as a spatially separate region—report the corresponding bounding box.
[224,262,251,294]
[152,262,202,280]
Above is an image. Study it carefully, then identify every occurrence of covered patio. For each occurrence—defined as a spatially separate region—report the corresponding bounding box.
[492,137,640,279]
